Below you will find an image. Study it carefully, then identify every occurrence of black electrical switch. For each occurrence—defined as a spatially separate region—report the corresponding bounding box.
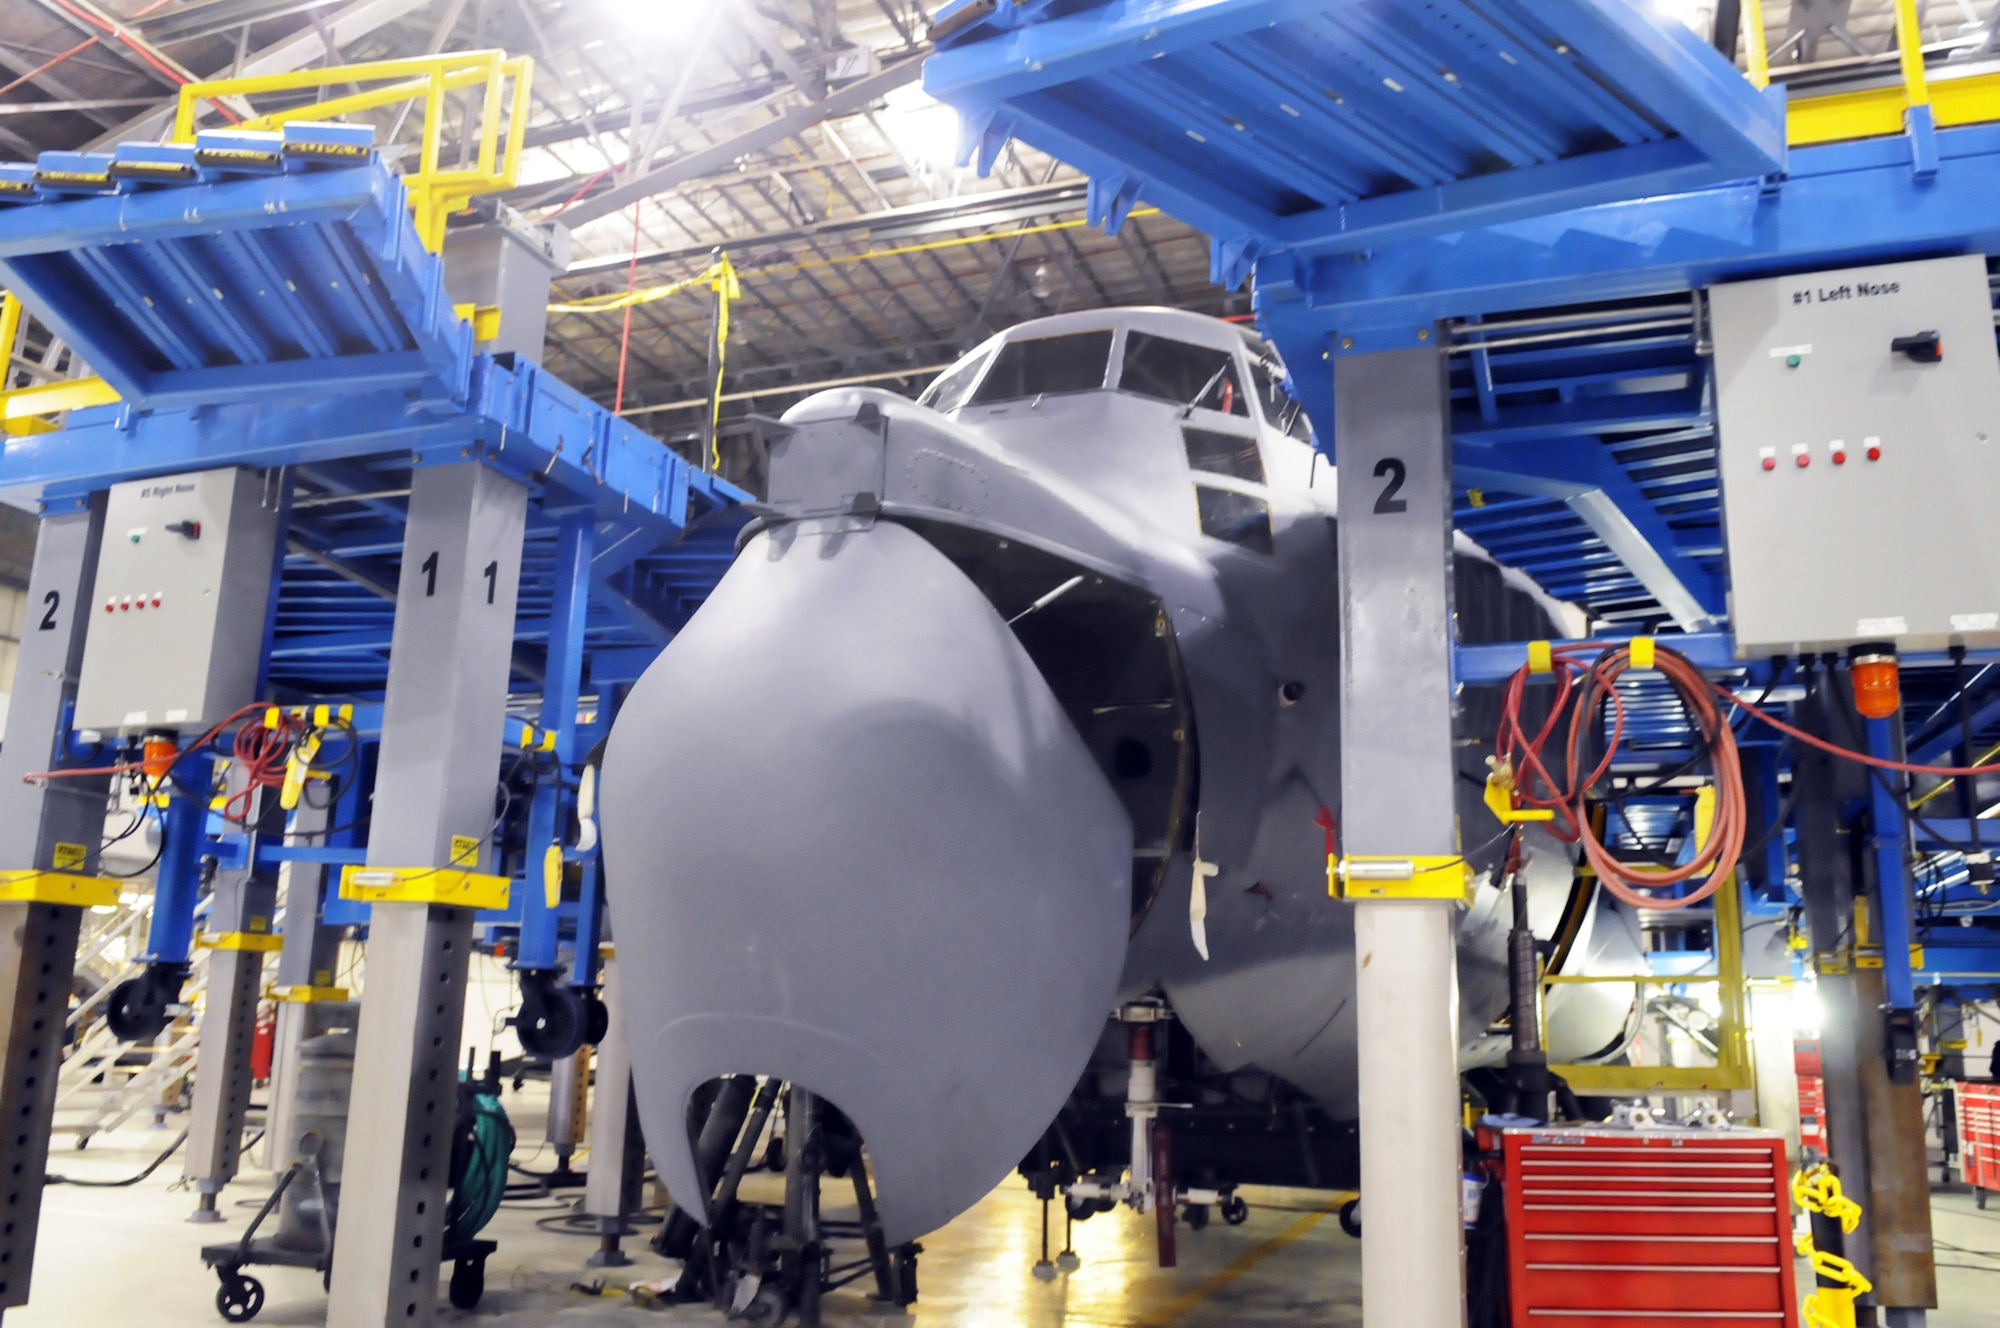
[1891,331,1943,363]
[165,519,201,539]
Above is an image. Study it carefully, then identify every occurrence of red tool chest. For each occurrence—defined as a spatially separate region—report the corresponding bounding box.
[1959,1081,2000,1203]
[1497,1124,1802,1328]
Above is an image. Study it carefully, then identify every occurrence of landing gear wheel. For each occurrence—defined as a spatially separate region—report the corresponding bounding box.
[448,1256,486,1310]
[1220,1195,1250,1226]
[515,974,585,1059]
[1182,1203,1209,1231]
[1338,1198,1362,1239]
[582,991,610,1046]
[216,1272,265,1323]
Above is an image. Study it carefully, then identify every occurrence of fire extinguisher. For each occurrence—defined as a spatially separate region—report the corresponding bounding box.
[250,1004,277,1083]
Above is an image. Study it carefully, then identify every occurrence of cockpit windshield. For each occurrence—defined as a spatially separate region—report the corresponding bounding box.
[919,351,989,414]
[963,330,1114,406]
[1119,332,1251,416]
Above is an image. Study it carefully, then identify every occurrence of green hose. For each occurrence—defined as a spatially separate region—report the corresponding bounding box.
[445,1080,514,1246]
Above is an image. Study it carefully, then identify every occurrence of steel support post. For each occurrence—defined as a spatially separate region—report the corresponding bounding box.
[583,958,646,1266]
[1333,344,1466,1328]
[0,499,109,1314]
[264,791,350,1176]
[327,462,526,1328]
[181,776,284,1222]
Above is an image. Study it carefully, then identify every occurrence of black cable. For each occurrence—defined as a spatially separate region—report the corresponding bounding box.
[103,832,166,879]
[47,1129,187,1186]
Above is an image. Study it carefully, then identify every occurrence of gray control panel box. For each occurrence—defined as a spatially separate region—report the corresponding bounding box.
[74,468,282,733]
[1711,254,2000,656]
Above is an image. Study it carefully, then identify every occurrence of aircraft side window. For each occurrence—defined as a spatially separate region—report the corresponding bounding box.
[921,351,991,413]
[1193,485,1274,556]
[1181,426,1265,483]
[1249,357,1313,442]
[1121,333,1250,416]
[964,330,1113,405]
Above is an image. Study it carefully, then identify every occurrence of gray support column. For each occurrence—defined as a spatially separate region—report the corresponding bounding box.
[327,462,526,1328]
[1333,345,1467,1328]
[583,958,645,1266]
[181,824,282,1219]
[0,500,109,1313]
[264,794,345,1176]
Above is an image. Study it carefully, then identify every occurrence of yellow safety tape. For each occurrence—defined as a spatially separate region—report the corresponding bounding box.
[340,864,509,910]
[197,931,285,952]
[0,870,119,908]
[1332,854,1472,901]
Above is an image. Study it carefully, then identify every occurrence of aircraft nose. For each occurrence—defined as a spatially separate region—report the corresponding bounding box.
[600,519,1133,1244]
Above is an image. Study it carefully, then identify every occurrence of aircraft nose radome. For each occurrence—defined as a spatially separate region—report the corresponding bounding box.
[600,520,1133,1246]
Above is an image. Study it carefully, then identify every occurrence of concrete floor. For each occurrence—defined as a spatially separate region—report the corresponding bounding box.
[14,1114,1999,1326]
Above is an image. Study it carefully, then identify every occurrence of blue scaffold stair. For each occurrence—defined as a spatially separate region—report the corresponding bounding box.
[0,129,746,697]
[925,0,1787,286]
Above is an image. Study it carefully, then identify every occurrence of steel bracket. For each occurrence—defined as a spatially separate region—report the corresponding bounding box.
[1330,854,1472,902]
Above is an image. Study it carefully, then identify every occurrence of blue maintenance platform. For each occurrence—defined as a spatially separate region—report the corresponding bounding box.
[923,0,2000,988]
[0,129,745,699]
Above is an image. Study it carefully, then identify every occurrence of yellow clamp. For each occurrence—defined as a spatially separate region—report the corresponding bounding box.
[1526,639,1553,674]
[1330,854,1472,901]
[452,302,502,341]
[543,842,564,909]
[518,724,557,752]
[0,869,119,908]
[1629,635,1656,671]
[268,984,351,1003]
[280,729,323,811]
[1483,757,1555,826]
[340,863,510,910]
[197,931,285,952]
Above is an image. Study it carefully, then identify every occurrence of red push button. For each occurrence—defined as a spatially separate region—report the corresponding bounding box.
[1832,450,1846,465]
[1795,454,1810,468]
[1867,445,1882,461]
[1761,456,1776,471]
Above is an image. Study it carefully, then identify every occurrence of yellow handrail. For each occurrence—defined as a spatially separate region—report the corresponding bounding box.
[172,50,535,253]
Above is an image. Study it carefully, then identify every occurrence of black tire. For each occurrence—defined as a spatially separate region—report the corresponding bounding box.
[516,978,584,1059]
[1338,1198,1361,1239]
[216,1273,264,1323]
[1065,1195,1097,1222]
[448,1257,485,1310]
[1182,1204,1209,1231]
[1220,1196,1249,1226]
[582,992,610,1046]
[106,975,171,1043]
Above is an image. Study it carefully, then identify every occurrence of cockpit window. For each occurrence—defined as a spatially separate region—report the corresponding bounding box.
[920,351,990,414]
[1249,356,1313,441]
[1182,426,1265,483]
[1194,486,1274,556]
[1120,333,1249,417]
[964,330,1113,405]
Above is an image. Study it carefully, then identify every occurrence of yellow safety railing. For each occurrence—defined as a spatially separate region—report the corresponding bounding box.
[172,50,535,252]
[0,293,118,435]
[1743,0,2000,146]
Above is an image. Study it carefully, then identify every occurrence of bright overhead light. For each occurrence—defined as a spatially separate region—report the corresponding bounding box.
[878,83,963,175]
[599,0,732,46]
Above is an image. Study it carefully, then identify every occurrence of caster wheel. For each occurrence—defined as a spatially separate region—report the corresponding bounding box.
[1220,1196,1249,1226]
[448,1257,485,1310]
[107,974,172,1042]
[216,1273,265,1323]
[1183,1203,1209,1231]
[1338,1198,1362,1240]
[1064,1195,1097,1222]
[516,976,585,1060]
[1032,1259,1057,1282]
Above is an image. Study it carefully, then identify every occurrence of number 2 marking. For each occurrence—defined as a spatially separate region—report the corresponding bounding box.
[1372,457,1409,515]
[38,589,58,630]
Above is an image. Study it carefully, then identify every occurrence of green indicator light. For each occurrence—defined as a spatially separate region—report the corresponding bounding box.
[1786,355,1801,368]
